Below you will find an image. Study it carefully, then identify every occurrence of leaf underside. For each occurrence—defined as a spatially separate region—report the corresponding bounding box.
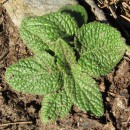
[77,22,126,78]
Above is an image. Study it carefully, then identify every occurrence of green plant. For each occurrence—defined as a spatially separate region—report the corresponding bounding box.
[5,5,127,123]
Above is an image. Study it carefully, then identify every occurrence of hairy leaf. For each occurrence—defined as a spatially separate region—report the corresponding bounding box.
[6,5,128,123]
[5,52,63,95]
[20,27,49,54]
[63,73,76,99]
[20,12,78,44]
[53,39,76,74]
[60,4,88,27]
[41,90,72,123]
[72,67,104,116]
[77,22,126,78]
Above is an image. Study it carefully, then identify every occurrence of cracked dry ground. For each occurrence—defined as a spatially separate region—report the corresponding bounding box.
[0,6,130,130]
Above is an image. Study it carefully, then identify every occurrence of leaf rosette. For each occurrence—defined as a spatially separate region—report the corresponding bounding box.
[5,5,127,123]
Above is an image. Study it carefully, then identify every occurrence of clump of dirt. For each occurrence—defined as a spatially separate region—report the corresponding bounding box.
[0,3,129,130]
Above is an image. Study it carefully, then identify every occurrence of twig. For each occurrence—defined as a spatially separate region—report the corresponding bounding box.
[108,6,117,19]
[84,0,108,23]
[120,15,130,22]
[0,121,33,127]
[122,2,130,11]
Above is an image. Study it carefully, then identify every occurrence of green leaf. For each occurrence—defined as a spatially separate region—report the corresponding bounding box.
[20,27,49,54]
[52,39,76,74]
[20,12,78,44]
[60,4,88,27]
[63,73,76,98]
[72,67,104,116]
[41,90,72,123]
[76,22,126,78]
[5,52,63,95]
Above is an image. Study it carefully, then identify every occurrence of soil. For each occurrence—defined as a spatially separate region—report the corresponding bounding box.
[0,1,130,130]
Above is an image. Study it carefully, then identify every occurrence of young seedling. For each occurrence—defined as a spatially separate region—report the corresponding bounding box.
[5,5,127,123]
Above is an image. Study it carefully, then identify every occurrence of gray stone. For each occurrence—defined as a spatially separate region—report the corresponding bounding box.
[3,0,78,27]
